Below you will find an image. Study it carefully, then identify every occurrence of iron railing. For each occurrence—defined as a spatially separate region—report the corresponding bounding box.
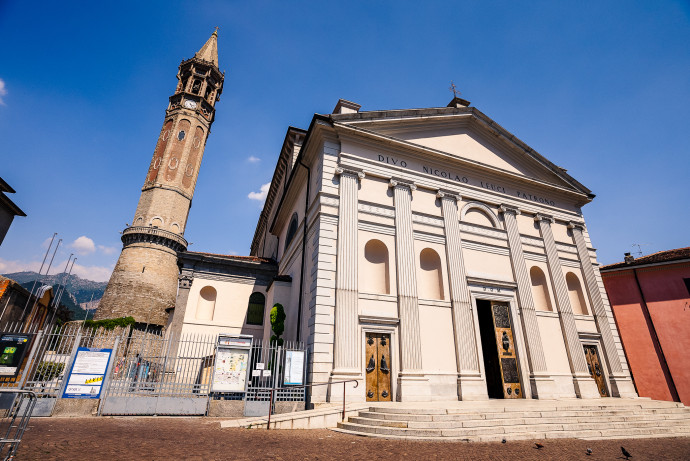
[0,389,37,460]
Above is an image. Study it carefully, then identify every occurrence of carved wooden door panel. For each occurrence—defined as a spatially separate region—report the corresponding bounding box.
[584,345,609,397]
[491,302,523,399]
[365,333,392,402]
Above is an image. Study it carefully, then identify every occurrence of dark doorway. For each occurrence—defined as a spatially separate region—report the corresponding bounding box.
[477,299,504,398]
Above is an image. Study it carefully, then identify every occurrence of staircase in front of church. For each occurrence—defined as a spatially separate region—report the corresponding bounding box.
[334,399,690,441]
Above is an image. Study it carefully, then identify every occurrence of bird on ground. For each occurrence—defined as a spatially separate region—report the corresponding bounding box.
[501,439,506,444]
[534,442,544,449]
[621,446,632,459]
[586,448,592,456]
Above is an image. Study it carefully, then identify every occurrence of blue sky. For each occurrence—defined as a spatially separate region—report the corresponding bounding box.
[1,1,689,281]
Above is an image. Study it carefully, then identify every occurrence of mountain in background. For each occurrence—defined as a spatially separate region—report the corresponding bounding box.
[2,271,108,320]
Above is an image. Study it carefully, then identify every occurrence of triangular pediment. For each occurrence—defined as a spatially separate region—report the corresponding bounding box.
[335,111,588,195]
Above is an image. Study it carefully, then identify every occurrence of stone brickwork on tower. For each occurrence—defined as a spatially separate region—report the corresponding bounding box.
[95,31,224,325]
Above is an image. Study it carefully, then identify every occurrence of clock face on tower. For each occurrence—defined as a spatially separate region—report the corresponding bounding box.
[184,99,197,109]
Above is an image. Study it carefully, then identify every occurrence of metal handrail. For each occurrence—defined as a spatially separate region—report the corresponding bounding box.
[0,389,37,461]
[266,379,359,430]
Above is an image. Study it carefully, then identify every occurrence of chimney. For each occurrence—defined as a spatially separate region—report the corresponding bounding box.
[332,99,361,115]
[624,252,635,264]
[447,96,471,108]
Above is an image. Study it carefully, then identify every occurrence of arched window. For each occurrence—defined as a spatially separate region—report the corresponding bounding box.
[247,292,265,325]
[566,272,589,315]
[284,213,299,252]
[362,239,390,294]
[530,266,553,312]
[461,202,500,228]
[196,286,217,321]
[418,248,444,300]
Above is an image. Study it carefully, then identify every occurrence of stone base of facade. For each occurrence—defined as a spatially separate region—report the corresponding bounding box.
[397,374,431,402]
[572,375,601,399]
[529,374,559,400]
[457,373,489,400]
[609,375,639,398]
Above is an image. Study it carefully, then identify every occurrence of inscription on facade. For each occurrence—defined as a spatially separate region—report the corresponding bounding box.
[375,154,556,206]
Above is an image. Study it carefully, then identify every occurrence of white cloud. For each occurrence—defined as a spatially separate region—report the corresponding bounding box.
[248,182,270,202]
[0,79,6,105]
[0,257,42,274]
[247,156,261,163]
[71,236,96,254]
[69,262,113,282]
[98,245,117,255]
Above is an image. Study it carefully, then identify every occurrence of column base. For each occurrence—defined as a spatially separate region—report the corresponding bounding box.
[529,375,559,400]
[397,374,431,402]
[608,375,638,399]
[457,373,488,400]
[572,375,601,399]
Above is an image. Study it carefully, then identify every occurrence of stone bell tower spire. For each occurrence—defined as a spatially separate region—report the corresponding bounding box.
[95,31,224,326]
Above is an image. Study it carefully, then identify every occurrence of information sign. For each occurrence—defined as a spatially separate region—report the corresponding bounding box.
[212,334,253,393]
[0,334,32,378]
[283,350,305,386]
[62,347,113,399]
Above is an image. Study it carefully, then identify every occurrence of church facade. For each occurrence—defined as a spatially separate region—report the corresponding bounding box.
[172,96,637,403]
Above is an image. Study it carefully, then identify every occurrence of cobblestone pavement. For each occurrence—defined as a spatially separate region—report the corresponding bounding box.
[17,417,690,460]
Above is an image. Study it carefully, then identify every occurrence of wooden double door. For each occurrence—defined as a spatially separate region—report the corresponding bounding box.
[478,300,523,399]
[365,333,392,402]
[584,345,609,397]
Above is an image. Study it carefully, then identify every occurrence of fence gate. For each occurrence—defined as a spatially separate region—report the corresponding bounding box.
[99,332,216,416]
[241,341,306,417]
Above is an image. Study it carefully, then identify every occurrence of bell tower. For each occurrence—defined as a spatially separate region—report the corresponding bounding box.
[95,30,224,326]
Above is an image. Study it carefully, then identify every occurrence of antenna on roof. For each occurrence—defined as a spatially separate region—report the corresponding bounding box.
[449,81,461,98]
[632,243,650,257]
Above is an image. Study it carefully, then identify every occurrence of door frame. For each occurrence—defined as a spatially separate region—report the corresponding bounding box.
[579,333,610,396]
[469,286,532,400]
[359,317,398,402]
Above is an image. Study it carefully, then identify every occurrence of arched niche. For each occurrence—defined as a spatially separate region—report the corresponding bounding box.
[247,292,266,325]
[460,202,500,229]
[362,239,390,295]
[196,286,217,321]
[566,272,589,315]
[418,248,444,300]
[530,266,553,312]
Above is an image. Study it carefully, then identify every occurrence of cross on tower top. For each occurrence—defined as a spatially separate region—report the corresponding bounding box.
[449,81,461,98]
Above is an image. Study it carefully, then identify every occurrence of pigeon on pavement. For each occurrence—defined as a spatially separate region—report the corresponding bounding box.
[534,442,544,449]
[586,448,592,456]
[621,446,632,459]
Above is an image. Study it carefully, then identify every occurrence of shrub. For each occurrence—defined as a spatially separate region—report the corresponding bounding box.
[270,303,286,346]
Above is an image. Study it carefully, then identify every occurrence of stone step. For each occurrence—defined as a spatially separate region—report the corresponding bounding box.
[336,420,690,441]
[349,413,690,429]
[358,407,690,423]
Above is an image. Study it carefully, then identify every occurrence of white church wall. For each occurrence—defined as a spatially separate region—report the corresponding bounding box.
[359,176,394,207]
[516,213,541,237]
[551,221,573,244]
[410,187,442,217]
[537,313,576,397]
[419,301,458,400]
[462,247,514,282]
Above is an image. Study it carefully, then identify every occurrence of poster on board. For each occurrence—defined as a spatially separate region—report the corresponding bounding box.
[62,347,113,399]
[283,350,304,386]
[211,348,249,392]
[0,333,32,379]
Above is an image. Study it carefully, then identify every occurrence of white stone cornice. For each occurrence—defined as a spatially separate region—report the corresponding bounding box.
[498,204,521,216]
[389,178,417,191]
[335,166,365,180]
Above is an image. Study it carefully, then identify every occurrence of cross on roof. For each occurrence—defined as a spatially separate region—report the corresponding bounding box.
[449,81,461,98]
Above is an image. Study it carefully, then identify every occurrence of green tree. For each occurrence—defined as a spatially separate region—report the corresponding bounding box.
[270,303,286,346]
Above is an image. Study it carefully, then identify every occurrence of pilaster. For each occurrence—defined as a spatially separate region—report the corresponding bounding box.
[390,179,430,401]
[534,214,600,399]
[569,222,637,398]
[332,168,364,376]
[499,205,558,399]
[438,191,486,400]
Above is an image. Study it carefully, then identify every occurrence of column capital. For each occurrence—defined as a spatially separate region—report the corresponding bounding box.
[567,221,585,231]
[436,189,461,201]
[498,204,521,216]
[533,213,554,224]
[389,178,417,191]
[335,167,365,180]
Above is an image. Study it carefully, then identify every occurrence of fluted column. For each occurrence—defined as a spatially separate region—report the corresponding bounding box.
[500,205,558,399]
[535,214,600,398]
[438,191,485,400]
[332,167,364,374]
[569,222,637,397]
[391,179,430,400]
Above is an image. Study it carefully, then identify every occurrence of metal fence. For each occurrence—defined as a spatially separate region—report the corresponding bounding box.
[0,389,37,461]
[0,323,308,417]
